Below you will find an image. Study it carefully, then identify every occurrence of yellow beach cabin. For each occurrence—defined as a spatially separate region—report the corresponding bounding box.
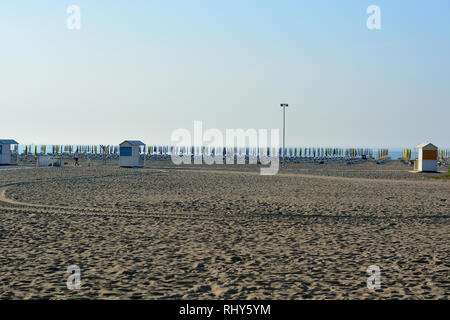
[414,142,438,172]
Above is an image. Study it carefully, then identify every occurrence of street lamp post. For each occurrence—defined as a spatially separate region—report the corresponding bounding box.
[280,103,288,163]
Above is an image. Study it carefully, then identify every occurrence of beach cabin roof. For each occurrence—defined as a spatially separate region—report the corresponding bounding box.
[415,142,438,150]
[0,139,19,144]
[120,140,145,146]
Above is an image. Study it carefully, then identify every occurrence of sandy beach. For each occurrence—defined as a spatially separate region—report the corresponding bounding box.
[0,160,448,299]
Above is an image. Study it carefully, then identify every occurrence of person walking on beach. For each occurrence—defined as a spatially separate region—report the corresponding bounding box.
[74,149,80,166]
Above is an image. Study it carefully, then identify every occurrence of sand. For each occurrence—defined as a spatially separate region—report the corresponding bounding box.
[0,159,448,299]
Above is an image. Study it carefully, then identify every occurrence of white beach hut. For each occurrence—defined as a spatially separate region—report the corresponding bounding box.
[0,139,19,165]
[119,140,146,167]
[414,142,438,172]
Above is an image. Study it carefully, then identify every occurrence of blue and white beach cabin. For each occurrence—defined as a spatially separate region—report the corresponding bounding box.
[0,139,19,165]
[119,140,145,167]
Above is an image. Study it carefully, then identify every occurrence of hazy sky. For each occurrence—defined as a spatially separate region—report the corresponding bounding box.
[1,0,449,147]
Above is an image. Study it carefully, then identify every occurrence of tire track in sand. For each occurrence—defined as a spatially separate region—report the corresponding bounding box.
[0,167,448,221]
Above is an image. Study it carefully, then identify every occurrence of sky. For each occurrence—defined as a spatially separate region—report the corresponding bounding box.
[0,0,449,148]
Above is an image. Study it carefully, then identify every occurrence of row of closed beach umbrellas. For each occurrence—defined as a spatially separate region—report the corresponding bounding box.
[16,144,450,161]
[401,148,450,161]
